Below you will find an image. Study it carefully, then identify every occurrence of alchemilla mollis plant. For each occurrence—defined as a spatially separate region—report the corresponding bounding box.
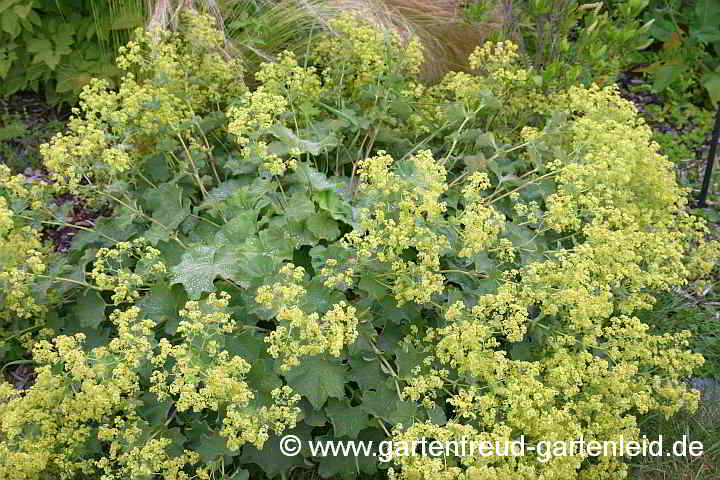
[0,11,718,480]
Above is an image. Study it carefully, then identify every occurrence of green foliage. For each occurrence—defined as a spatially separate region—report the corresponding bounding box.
[644,102,713,157]
[467,0,653,88]
[626,0,720,107]
[0,11,718,480]
[0,0,144,104]
[0,109,64,172]
[0,114,28,142]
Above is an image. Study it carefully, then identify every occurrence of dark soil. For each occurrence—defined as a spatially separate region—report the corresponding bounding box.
[0,91,70,125]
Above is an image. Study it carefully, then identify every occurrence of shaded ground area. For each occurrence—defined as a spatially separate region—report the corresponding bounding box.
[0,92,70,173]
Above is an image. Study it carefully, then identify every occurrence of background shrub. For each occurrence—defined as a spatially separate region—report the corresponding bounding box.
[0,0,147,104]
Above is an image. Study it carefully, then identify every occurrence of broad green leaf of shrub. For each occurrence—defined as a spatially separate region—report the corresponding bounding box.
[284,356,347,409]
[71,290,106,329]
[694,0,720,43]
[360,386,417,426]
[143,183,191,244]
[283,192,316,222]
[703,70,720,107]
[306,211,341,241]
[238,427,310,478]
[325,399,370,439]
[169,245,240,299]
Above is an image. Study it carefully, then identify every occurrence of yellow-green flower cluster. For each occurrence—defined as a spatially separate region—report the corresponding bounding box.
[0,288,302,478]
[149,292,301,451]
[455,172,506,258]
[319,257,355,289]
[151,293,251,410]
[401,369,447,409]
[2,13,718,480]
[227,88,292,175]
[255,50,324,110]
[0,359,105,479]
[405,40,550,147]
[151,344,253,412]
[344,150,449,304]
[89,238,166,305]
[542,84,684,232]
[224,16,426,177]
[403,40,541,142]
[0,197,14,235]
[0,302,172,480]
[256,264,359,370]
[468,40,530,84]
[312,14,423,99]
[381,82,717,480]
[509,191,541,225]
[95,426,199,480]
[227,50,327,176]
[433,300,505,378]
[0,164,50,210]
[0,217,48,329]
[221,385,301,451]
[40,13,245,193]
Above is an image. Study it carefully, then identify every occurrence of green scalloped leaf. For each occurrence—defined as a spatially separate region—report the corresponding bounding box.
[285,357,347,409]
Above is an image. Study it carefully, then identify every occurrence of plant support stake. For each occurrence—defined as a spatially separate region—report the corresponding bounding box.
[696,106,720,208]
